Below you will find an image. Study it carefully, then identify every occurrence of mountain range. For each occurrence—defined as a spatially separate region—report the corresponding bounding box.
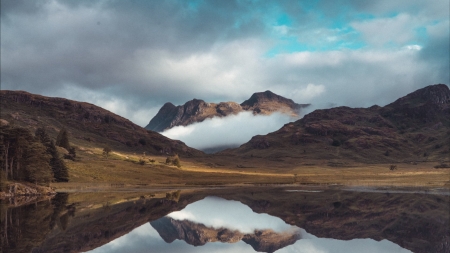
[150,216,299,252]
[145,90,309,132]
[1,84,449,164]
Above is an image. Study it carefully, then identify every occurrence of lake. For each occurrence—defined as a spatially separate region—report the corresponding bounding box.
[1,186,449,253]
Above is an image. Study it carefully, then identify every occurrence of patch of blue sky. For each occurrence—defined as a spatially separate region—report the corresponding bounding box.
[353,13,376,21]
[264,36,366,57]
[297,0,320,11]
[183,0,202,12]
[276,13,292,26]
[413,26,428,43]
[384,11,401,18]
[265,21,365,57]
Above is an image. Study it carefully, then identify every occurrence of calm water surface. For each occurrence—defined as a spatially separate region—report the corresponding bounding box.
[1,187,448,253]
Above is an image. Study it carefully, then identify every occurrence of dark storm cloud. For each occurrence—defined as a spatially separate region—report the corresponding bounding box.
[1,0,269,105]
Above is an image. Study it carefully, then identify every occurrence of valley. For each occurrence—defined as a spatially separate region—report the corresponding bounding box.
[1,85,449,193]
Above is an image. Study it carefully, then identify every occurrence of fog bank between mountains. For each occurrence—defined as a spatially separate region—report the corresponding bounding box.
[161,112,297,152]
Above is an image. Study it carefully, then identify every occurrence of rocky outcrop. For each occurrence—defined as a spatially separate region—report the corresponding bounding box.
[0,182,55,197]
[150,216,300,252]
[0,183,56,207]
[241,90,307,116]
[146,100,243,132]
[145,91,309,132]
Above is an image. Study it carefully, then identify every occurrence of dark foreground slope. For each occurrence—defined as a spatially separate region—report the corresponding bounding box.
[222,84,450,163]
[146,90,309,132]
[0,90,202,156]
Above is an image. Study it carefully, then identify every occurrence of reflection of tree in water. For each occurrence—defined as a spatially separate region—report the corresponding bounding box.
[0,193,69,253]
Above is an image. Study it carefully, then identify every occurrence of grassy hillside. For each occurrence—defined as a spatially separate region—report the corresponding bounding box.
[0,90,202,157]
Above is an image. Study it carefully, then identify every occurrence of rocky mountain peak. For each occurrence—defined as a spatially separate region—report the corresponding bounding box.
[145,91,309,132]
[150,217,300,252]
[241,90,295,108]
[389,84,450,108]
[413,84,450,105]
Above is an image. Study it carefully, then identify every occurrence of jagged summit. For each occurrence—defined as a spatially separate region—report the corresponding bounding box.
[241,90,305,115]
[145,91,309,132]
[388,84,450,108]
[241,90,295,107]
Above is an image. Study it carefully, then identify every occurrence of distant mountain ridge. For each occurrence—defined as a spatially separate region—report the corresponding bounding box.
[222,84,450,163]
[145,90,309,132]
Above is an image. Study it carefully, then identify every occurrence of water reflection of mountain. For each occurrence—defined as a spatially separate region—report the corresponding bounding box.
[1,187,449,253]
[150,216,300,253]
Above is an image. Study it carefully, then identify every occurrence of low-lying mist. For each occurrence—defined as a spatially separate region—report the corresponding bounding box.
[161,111,297,152]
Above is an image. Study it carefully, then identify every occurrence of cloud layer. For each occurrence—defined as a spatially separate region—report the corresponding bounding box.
[1,0,448,129]
[161,112,295,151]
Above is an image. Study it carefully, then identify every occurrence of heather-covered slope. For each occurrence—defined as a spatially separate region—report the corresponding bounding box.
[0,90,202,156]
[222,84,450,163]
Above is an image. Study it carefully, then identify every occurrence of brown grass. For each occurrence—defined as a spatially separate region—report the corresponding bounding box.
[51,145,450,192]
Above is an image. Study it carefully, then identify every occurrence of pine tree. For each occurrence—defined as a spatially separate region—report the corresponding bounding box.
[36,128,69,182]
[56,128,70,150]
[24,142,52,185]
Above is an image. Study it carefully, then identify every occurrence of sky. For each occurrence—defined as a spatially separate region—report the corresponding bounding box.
[1,0,449,147]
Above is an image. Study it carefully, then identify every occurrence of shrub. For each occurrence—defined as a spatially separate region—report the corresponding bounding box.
[103,146,112,158]
[434,163,450,169]
[138,159,146,165]
[331,140,341,146]
[172,155,181,168]
[166,190,181,202]
[69,146,76,157]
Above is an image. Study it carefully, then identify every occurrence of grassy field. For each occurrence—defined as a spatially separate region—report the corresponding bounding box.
[49,145,450,192]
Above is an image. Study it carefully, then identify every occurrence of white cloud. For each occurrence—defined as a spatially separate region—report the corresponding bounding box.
[275,230,412,253]
[403,45,422,51]
[161,112,294,151]
[273,25,290,35]
[351,14,418,47]
[167,196,295,234]
[290,84,326,103]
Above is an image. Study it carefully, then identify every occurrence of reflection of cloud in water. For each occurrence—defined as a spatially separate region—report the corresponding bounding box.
[275,229,413,253]
[167,196,294,233]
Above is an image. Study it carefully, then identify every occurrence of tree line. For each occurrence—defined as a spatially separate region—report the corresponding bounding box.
[0,125,70,186]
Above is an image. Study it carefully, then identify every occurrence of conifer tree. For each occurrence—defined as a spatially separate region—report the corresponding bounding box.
[25,142,53,185]
[56,128,70,150]
[36,128,69,182]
